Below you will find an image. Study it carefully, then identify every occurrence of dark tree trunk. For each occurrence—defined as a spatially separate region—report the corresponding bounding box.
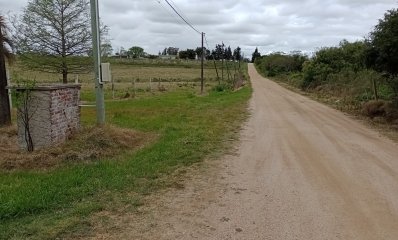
[61,7,68,84]
[62,68,68,84]
[0,27,11,126]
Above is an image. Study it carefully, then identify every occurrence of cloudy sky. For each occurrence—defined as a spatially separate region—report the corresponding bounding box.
[1,0,397,56]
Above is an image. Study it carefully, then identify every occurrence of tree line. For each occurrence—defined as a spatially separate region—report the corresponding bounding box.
[254,8,398,119]
[115,44,244,61]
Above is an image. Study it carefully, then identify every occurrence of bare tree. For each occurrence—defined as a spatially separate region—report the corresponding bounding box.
[13,0,95,83]
[16,83,37,152]
[101,42,113,57]
[0,15,13,126]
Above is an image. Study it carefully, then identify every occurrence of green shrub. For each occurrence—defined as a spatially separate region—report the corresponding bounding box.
[212,83,231,92]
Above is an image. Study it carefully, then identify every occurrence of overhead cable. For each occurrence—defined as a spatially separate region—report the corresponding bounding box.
[164,0,202,34]
[155,0,181,22]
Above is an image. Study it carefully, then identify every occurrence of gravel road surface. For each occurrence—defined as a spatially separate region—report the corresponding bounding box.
[93,64,398,240]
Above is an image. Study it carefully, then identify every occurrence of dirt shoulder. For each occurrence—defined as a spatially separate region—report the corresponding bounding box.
[86,64,398,240]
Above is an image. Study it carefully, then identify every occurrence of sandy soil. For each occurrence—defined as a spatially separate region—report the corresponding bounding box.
[90,64,398,240]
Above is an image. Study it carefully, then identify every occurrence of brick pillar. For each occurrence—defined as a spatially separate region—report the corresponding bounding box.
[15,84,81,150]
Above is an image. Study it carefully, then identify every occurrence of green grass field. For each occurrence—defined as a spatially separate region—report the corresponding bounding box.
[9,58,240,83]
[0,60,251,239]
[9,58,244,102]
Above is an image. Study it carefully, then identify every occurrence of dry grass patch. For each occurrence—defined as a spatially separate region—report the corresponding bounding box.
[0,125,154,171]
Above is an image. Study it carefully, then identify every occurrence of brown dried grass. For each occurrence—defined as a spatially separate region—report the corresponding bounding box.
[0,125,154,171]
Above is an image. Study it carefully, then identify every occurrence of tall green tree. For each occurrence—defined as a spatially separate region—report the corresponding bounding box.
[365,9,398,98]
[0,15,12,126]
[179,49,196,60]
[14,0,97,83]
[225,46,232,60]
[127,46,144,59]
[195,47,210,60]
[251,47,261,63]
[233,46,242,61]
[211,44,224,60]
[166,47,179,56]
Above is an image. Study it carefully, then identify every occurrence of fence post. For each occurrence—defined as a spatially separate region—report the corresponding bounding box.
[6,70,12,109]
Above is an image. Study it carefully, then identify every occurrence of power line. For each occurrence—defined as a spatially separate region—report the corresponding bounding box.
[163,0,201,35]
[169,0,196,30]
[169,0,188,21]
[155,0,181,23]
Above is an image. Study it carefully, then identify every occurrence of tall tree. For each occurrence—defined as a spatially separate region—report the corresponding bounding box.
[365,8,398,99]
[119,47,127,58]
[127,46,144,59]
[14,0,97,83]
[225,46,233,60]
[233,46,242,61]
[212,44,224,60]
[195,47,210,60]
[0,15,13,126]
[179,49,196,60]
[252,47,261,63]
[166,47,179,56]
[101,42,113,57]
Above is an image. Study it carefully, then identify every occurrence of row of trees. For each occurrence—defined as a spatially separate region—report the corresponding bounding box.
[178,49,196,59]
[160,47,179,56]
[159,45,244,61]
[255,8,398,105]
[255,51,308,77]
[300,40,366,89]
[210,44,243,61]
[178,45,243,61]
[113,44,245,62]
[365,9,398,96]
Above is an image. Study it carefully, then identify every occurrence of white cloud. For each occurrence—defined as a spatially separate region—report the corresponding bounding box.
[0,0,396,57]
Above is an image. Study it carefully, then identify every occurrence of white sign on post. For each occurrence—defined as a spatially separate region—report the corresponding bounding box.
[100,63,112,83]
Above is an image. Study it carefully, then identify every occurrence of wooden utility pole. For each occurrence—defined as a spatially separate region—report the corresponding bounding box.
[201,32,204,94]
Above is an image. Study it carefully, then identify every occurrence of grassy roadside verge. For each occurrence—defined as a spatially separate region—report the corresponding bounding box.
[0,81,251,239]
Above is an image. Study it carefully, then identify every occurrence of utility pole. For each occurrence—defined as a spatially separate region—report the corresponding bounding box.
[90,0,105,125]
[201,32,204,94]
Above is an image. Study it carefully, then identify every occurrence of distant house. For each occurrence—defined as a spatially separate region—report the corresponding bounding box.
[159,55,177,60]
[113,52,128,59]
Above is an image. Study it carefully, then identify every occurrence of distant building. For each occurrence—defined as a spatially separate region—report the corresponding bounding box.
[159,55,177,60]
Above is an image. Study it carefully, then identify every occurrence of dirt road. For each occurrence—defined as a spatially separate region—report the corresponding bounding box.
[95,64,398,239]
